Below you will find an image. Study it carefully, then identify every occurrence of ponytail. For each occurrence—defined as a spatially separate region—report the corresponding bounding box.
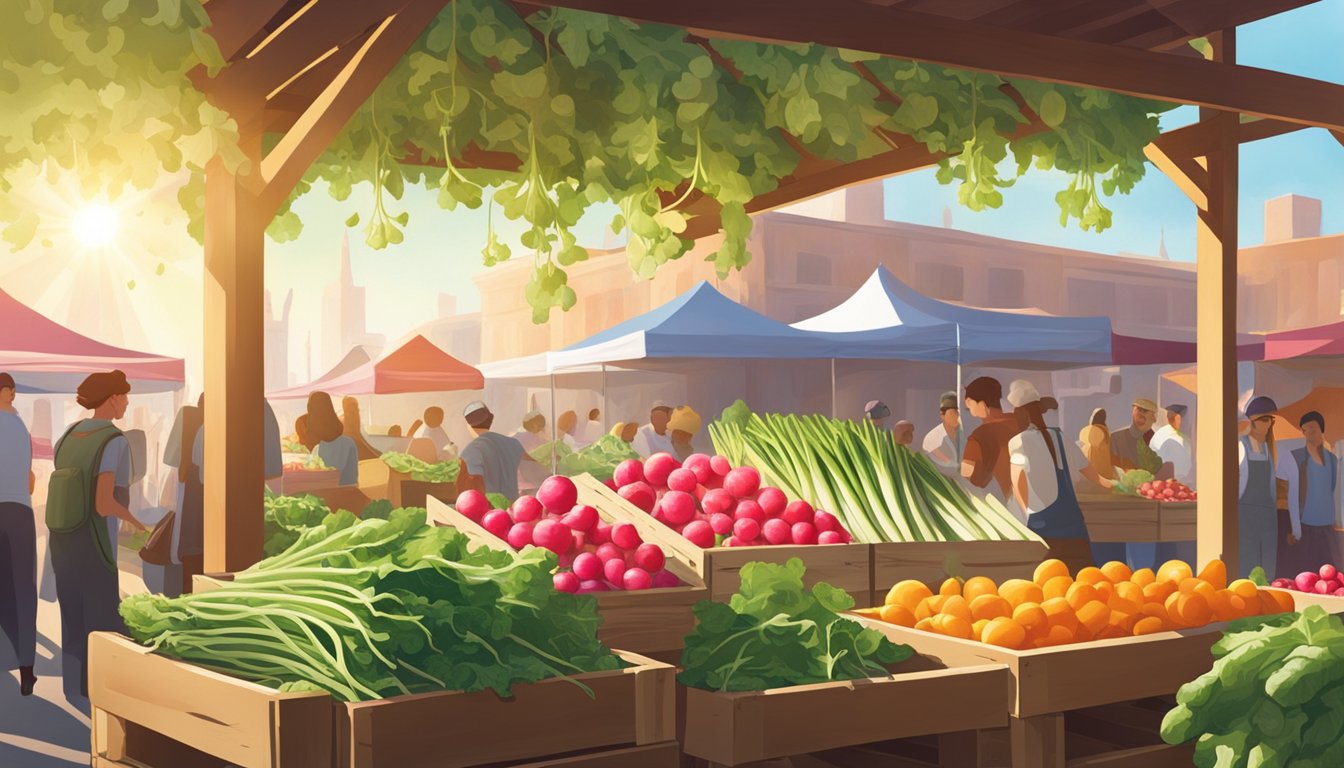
[1016,402,1058,466]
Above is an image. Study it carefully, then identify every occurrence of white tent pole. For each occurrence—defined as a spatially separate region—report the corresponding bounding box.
[955,323,963,408]
[830,359,837,419]
[549,373,558,475]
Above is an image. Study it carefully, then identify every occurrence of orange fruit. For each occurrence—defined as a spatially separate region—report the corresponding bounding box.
[1043,575,1074,601]
[886,580,933,611]
[1157,560,1194,584]
[1144,581,1177,604]
[932,613,974,640]
[915,617,935,632]
[1139,602,1170,628]
[1013,603,1049,636]
[982,617,1027,649]
[879,604,917,627]
[1040,624,1076,647]
[1066,582,1099,611]
[1100,561,1133,584]
[1197,559,1228,590]
[1073,622,1096,643]
[1076,567,1109,586]
[1130,568,1156,587]
[999,579,1045,608]
[1228,579,1259,601]
[915,595,944,621]
[1114,582,1145,607]
[970,594,1013,622]
[1107,609,1136,633]
[1164,591,1184,625]
[1132,616,1165,635]
[1268,590,1296,614]
[1109,595,1141,616]
[1208,591,1239,623]
[962,576,999,603]
[972,618,990,641]
[1076,600,1110,634]
[939,577,963,597]
[941,595,974,624]
[1176,593,1213,627]
[1041,597,1078,632]
[1095,625,1128,640]
[1093,581,1115,604]
[1034,559,1071,586]
[853,607,882,619]
[1230,594,1255,619]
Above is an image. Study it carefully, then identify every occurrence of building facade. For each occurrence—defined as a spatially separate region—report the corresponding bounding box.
[321,232,385,373]
[263,288,292,392]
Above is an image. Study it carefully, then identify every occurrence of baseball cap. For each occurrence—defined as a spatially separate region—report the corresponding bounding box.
[1245,396,1278,418]
[463,400,489,418]
[650,400,672,412]
[1006,380,1041,409]
[1132,397,1158,412]
[1165,404,1188,417]
[938,391,958,411]
[865,400,890,420]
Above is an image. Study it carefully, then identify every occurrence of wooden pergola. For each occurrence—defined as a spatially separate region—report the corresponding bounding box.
[196,0,1344,574]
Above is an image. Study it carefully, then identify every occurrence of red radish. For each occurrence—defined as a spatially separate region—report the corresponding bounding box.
[507,522,535,549]
[618,482,657,513]
[702,489,735,516]
[614,459,646,488]
[596,543,625,563]
[512,495,543,523]
[724,467,761,498]
[455,490,490,522]
[634,543,666,573]
[623,568,653,591]
[721,536,741,547]
[684,454,714,485]
[709,513,734,536]
[573,552,602,581]
[667,468,698,493]
[644,453,682,488]
[710,455,732,477]
[791,522,818,545]
[591,522,613,545]
[733,517,761,543]
[561,504,599,532]
[694,484,709,501]
[756,487,788,518]
[483,510,512,539]
[533,520,571,555]
[651,503,665,523]
[537,476,578,514]
[661,491,697,525]
[1272,578,1294,588]
[762,518,792,545]
[1335,587,1344,597]
[683,520,715,548]
[813,511,841,533]
[734,500,765,524]
[704,473,724,490]
[1323,564,1339,581]
[1297,572,1320,592]
[612,523,642,550]
[817,530,845,545]
[783,500,815,526]
[653,569,681,588]
[603,478,619,491]
[553,572,580,593]
[603,557,627,585]
[570,531,586,552]
[578,579,610,593]
[1315,579,1333,595]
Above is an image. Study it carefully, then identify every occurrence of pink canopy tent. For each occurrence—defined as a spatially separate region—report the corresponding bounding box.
[1262,320,1344,361]
[0,285,184,394]
[1110,332,1265,365]
[269,335,483,399]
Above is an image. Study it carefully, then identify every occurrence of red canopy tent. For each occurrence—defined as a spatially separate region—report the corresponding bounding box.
[268,335,483,399]
[1262,320,1344,361]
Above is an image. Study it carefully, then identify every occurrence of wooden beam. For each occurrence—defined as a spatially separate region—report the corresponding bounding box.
[1333,131,1344,150]
[526,0,1344,132]
[1144,142,1208,209]
[201,0,293,61]
[258,0,450,217]
[1144,0,1321,49]
[1194,30,1239,576]
[1155,117,1310,160]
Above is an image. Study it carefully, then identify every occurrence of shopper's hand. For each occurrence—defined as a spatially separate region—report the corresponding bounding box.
[127,515,149,534]
[1287,533,1299,546]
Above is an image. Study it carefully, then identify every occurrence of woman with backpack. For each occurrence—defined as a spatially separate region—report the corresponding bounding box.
[47,370,146,706]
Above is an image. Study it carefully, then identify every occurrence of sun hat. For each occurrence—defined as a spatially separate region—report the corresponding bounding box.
[1245,396,1278,418]
[1006,380,1041,409]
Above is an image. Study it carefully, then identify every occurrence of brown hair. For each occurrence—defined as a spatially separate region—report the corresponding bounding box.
[588,408,600,421]
[0,372,14,390]
[620,422,638,443]
[76,370,130,409]
[295,415,317,450]
[1015,401,1059,466]
[424,407,444,428]
[341,396,363,436]
[558,410,577,434]
[306,391,344,443]
[964,377,1002,410]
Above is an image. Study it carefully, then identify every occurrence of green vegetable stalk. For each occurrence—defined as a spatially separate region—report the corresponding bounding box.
[381,451,461,484]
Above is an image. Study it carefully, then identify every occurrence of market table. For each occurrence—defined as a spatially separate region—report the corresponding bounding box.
[276,468,341,495]
[1077,493,1196,543]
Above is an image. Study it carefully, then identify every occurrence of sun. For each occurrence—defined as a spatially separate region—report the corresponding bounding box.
[70,203,121,248]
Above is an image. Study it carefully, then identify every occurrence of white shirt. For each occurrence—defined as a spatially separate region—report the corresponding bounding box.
[1150,425,1193,488]
[420,425,453,459]
[1237,437,1287,500]
[922,424,960,471]
[1008,428,1060,521]
[631,424,676,458]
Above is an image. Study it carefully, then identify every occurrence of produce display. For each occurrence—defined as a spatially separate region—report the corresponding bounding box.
[865,558,1295,648]
[1136,478,1196,502]
[709,402,1035,544]
[609,452,854,548]
[1111,469,1154,497]
[1162,607,1344,766]
[120,507,621,702]
[531,435,641,482]
[1271,564,1344,597]
[456,477,681,594]
[283,452,328,472]
[263,494,392,557]
[381,451,461,484]
[679,558,911,692]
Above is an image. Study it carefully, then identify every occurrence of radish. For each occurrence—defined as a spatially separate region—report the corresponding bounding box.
[1272,578,1293,588]
[710,455,732,477]
[507,521,535,549]
[596,543,625,563]
[693,484,709,502]
[708,513,734,536]
[702,488,735,516]
[618,481,657,513]
[818,530,845,545]
[813,511,840,533]
[1296,572,1320,592]
[614,459,646,487]
[643,453,681,488]
[724,467,761,498]
[734,500,765,523]
[455,490,490,522]
[561,504,599,532]
[482,510,513,539]
[683,454,714,485]
[1323,564,1339,581]
[573,552,602,581]
[762,518,792,545]
[612,523,642,550]
[650,503,665,523]
[653,569,681,589]
[756,487,787,518]
[603,478,619,491]
[634,543,666,572]
[661,491,697,525]
[667,468,698,493]
[1335,587,1344,597]
[1316,579,1334,595]
[604,558,628,586]
[721,536,741,547]
[512,495,543,523]
[578,579,610,593]
[791,522,818,545]
[623,568,653,591]
[537,476,578,514]
[683,520,715,548]
[591,522,613,545]
[553,572,580,593]
[782,500,815,526]
[533,519,572,555]
[733,517,761,543]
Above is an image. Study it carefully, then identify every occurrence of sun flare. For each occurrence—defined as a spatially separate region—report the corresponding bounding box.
[70,203,120,248]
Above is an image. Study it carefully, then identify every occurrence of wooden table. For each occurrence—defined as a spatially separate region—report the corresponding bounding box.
[1078,494,1195,543]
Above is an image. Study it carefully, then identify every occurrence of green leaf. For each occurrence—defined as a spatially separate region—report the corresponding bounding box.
[345,212,360,227]
[155,263,165,276]
[1039,90,1067,128]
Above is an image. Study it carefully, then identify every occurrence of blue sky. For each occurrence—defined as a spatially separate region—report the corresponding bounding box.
[262,1,1344,370]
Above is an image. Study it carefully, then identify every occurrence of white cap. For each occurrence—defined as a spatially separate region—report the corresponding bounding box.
[523,409,543,422]
[1006,380,1042,409]
[650,400,672,411]
[463,400,489,418]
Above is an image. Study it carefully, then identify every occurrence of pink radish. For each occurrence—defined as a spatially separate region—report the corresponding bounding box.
[702,489,735,516]
[791,522,818,545]
[783,500,815,526]
[603,478,619,491]
[1316,579,1333,595]
[683,520,715,548]
[756,487,787,518]
[684,454,714,485]
[661,491,697,525]
[653,570,681,589]
[733,517,761,543]
[710,455,732,477]
[483,510,513,540]
[667,468,698,493]
[455,490,490,522]
[721,536,741,547]
[1323,564,1339,581]
[623,568,653,591]
[612,523,642,550]
[553,572,580,593]
[596,543,625,562]
[561,505,599,532]
[1297,572,1320,592]
[507,522,535,549]
[709,513,734,536]
[634,543,666,572]
[643,453,681,488]
[533,519,572,555]
[813,511,841,533]
[724,467,761,498]
[1272,578,1293,589]
[591,522,613,545]
[578,579,610,593]
[734,500,765,523]
[604,558,628,586]
[818,530,845,545]
[618,481,657,513]
[537,476,578,514]
[614,459,645,487]
[512,495,543,523]
[762,518,792,545]
[573,552,602,581]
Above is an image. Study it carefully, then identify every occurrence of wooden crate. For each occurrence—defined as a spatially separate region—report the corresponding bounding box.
[1157,501,1197,541]
[573,474,874,605]
[89,632,676,768]
[427,496,707,656]
[388,469,456,508]
[870,540,1049,604]
[679,654,1010,766]
[308,485,374,514]
[1077,496,1161,542]
[279,469,341,495]
[1265,586,1344,612]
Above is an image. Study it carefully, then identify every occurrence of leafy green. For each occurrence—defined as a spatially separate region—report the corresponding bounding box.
[532,435,639,481]
[263,494,331,557]
[1249,567,1269,587]
[121,507,621,702]
[486,492,511,510]
[1113,469,1155,497]
[719,399,752,429]
[381,451,460,483]
[679,558,911,692]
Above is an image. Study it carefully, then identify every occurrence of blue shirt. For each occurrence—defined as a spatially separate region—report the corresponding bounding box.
[1304,454,1336,527]
[71,419,130,490]
[0,410,33,507]
[317,436,359,486]
[461,432,525,499]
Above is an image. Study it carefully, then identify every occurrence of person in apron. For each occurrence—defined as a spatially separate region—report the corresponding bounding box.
[1006,382,1092,571]
[1239,396,1280,579]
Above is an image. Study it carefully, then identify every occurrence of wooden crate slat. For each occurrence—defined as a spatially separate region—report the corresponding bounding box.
[501,741,681,767]
[1157,502,1197,541]
[1065,743,1194,768]
[1077,498,1162,543]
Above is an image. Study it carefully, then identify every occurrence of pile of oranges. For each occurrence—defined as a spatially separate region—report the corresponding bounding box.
[862,558,1296,649]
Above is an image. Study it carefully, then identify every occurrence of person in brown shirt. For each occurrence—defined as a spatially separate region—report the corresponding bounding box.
[961,376,1022,500]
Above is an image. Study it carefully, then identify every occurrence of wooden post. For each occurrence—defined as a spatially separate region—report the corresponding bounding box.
[203,120,267,573]
[1195,29,1240,574]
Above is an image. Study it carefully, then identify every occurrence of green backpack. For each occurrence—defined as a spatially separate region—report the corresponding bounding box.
[46,422,121,569]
